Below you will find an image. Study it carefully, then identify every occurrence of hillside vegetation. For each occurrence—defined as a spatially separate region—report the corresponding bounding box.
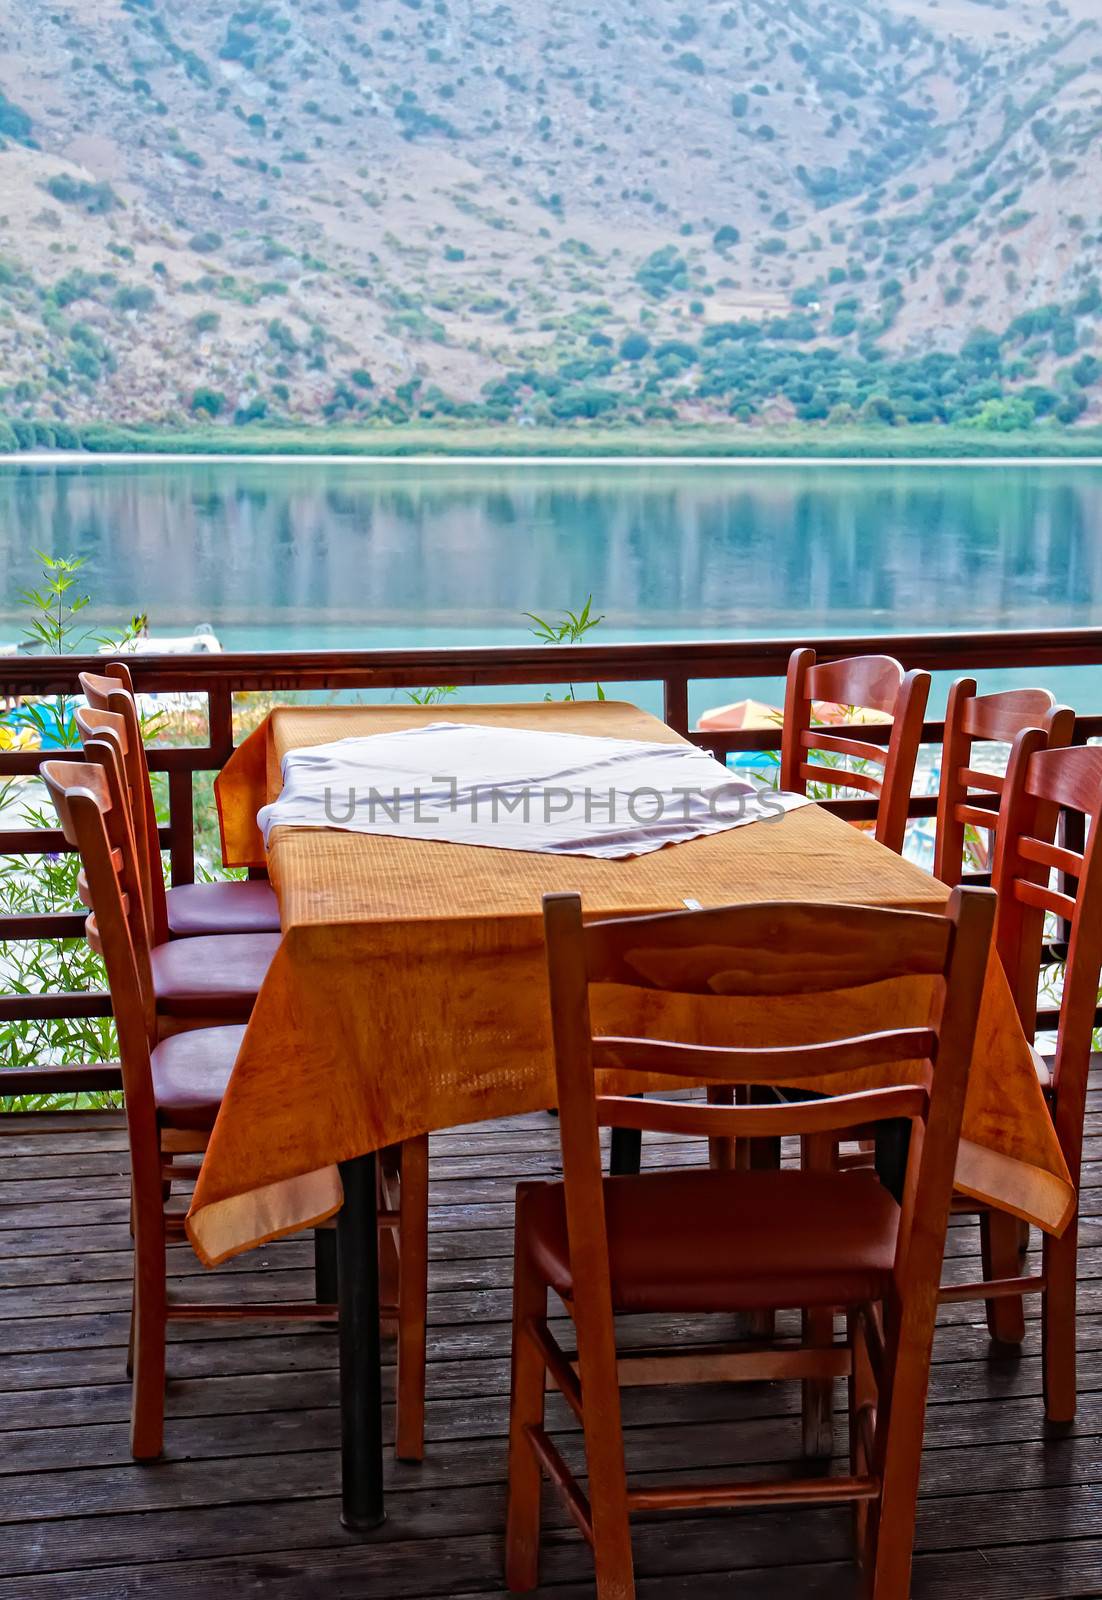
[1,0,1101,441]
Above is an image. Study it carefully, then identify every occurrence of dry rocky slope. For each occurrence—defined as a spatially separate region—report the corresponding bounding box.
[1,0,1101,437]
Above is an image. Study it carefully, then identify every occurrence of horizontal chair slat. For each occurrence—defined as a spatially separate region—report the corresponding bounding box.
[1014,878,1078,922]
[801,731,889,765]
[592,1028,936,1082]
[597,1084,929,1138]
[1018,835,1083,879]
[959,768,1003,795]
[626,1474,881,1512]
[956,804,998,831]
[800,762,883,797]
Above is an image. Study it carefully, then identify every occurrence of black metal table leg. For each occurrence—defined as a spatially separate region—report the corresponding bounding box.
[337,1151,386,1532]
[609,1125,642,1176]
[314,1225,338,1304]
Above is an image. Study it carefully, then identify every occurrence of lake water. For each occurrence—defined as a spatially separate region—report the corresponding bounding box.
[2,458,1101,720]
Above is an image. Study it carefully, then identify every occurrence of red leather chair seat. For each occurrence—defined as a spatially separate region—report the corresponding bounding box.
[522,1169,899,1314]
[151,933,280,1021]
[151,1024,244,1128]
[166,880,281,938]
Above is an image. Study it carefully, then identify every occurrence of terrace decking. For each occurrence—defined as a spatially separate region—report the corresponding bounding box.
[2,1086,1101,1600]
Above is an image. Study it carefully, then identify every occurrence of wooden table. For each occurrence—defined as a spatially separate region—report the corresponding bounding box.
[188,700,1070,1532]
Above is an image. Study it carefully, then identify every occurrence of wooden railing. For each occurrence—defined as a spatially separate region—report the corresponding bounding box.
[4,626,1102,1101]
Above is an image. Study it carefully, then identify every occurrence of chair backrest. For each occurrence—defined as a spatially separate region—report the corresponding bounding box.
[780,649,931,855]
[933,679,1074,888]
[41,759,162,1191]
[74,704,158,952]
[79,665,168,943]
[991,738,1102,1182]
[543,888,994,1337]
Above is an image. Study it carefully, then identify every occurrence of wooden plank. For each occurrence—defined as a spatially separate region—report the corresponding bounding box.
[0,1102,1098,1600]
[0,1511,1099,1600]
[0,1231,1097,1321]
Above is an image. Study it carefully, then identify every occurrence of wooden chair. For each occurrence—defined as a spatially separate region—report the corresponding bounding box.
[780,649,930,855]
[941,736,1102,1420]
[74,706,279,1036]
[79,697,431,1458]
[43,758,430,1462]
[933,679,1074,887]
[506,888,995,1599]
[79,664,281,938]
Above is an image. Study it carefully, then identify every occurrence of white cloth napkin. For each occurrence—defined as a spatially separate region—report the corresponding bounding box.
[257,721,809,860]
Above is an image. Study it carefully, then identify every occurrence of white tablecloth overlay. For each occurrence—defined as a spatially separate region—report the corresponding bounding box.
[257,721,809,860]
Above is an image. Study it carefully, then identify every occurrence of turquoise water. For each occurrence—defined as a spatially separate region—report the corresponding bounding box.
[2,459,1101,719]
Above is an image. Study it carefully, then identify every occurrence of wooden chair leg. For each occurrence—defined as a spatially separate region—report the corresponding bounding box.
[847,1307,875,1566]
[578,1345,635,1600]
[377,1149,401,1314]
[1042,1218,1078,1424]
[505,1203,549,1593]
[130,1213,168,1461]
[706,1085,735,1170]
[396,1134,429,1462]
[980,1209,1027,1344]
[802,1304,836,1459]
[126,1281,136,1379]
[868,1296,934,1600]
[745,1119,782,1339]
[800,1131,836,1457]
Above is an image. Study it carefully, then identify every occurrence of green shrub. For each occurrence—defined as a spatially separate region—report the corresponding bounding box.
[549,388,619,420]
[190,310,221,335]
[635,246,688,299]
[619,332,651,361]
[966,396,1034,431]
[191,387,226,418]
[267,318,298,354]
[188,231,223,253]
[859,394,896,425]
[45,175,119,214]
[52,270,99,308]
[0,91,33,145]
[234,396,268,425]
[1056,392,1087,424]
[114,285,155,312]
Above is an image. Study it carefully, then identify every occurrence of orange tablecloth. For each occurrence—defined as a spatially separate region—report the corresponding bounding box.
[187,701,1074,1266]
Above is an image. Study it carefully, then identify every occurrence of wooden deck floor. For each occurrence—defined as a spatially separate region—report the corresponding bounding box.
[1,1085,1101,1600]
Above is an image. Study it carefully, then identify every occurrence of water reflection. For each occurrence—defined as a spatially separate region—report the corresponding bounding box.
[0,462,1099,648]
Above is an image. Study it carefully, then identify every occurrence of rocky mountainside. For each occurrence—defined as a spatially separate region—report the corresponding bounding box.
[1,0,1101,434]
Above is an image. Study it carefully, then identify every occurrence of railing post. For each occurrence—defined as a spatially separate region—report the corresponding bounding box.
[207,681,235,767]
[167,770,195,887]
[663,674,690,737]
